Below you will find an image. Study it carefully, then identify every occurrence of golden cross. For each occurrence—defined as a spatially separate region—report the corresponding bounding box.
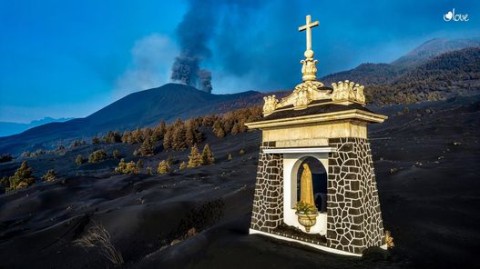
[298,15,319,51]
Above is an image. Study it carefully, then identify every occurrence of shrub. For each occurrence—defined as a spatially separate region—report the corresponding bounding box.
[136,159,144,170]
[92,136,101,144]
[103,131,121,144]
[187,145,203,168]
[179,161,187,170]
[114,159,138,174]
[88,150,107,163]
[112,150,121,159]
[139,139,154,156]
[41,169,57,182]
[76,155,85,165]
[70,140,86,148]
[201,144,215,165]
[157,160,171,175]
[239,149,245,155]
[1,176,10,189]
[227,153,233,161]
[8,161,35,190]
[146,167,153,176]
[0,154,13,163]
[74,222,124,266]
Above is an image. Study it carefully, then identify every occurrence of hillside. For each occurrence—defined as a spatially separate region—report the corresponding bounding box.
[0,84,263,155]
[392,38,480,69]
[1,38,479,156]
[0,94,479,268]
[321,38,480,86]
[367,47,480,104]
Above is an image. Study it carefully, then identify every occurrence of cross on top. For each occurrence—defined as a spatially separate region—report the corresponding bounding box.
[298,15,319,51]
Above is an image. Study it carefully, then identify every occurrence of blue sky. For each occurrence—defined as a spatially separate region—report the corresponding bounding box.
[0,0,478,122]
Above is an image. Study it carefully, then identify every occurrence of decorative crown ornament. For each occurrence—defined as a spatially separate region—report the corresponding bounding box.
[261,14,367,117]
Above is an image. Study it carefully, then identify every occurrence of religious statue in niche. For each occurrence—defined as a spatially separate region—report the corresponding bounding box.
[295,163,318,232]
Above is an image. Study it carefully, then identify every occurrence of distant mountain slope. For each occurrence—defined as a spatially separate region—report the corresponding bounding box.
[367,47,480,104]
[321,38,480,85]
[0,83,263,155]
[321,63,400,85]
[392,38,480,69]
[0,117,72,137]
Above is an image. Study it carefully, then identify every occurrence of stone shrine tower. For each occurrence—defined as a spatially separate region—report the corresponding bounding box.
[246,15,388,256]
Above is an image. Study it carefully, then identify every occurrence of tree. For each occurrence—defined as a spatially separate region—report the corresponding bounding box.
[121,131,133,144]
[131,128,144,144]
[136,159,144,170]
[0,154,13,163]
[88,150,107,163]
[213,120,225,138]
[201,144,215,165]
[179,161,187,170]
[92,136,100,145]
[75,155,85,165]
[185,120,196,147]
[157,160,171,175]
[8,161,35,190]
[112,150,121,159]
[115,159,138,174]
[41,169,57,182]
[163,127,173,150]
[187,145,203,168]
[172,122,187,150]
[152,121,166,142]
[139,138,154,156]
[146,167,153,176]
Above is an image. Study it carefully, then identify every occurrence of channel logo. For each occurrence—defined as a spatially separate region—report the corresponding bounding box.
[443,8,469,22]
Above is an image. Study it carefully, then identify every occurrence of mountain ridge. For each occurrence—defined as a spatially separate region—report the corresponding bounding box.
[1,38,479,155]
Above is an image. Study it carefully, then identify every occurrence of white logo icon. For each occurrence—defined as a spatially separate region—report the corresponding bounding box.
[443,8,469,22]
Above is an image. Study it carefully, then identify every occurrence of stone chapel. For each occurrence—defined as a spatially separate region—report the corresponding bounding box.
[245,14,389,256]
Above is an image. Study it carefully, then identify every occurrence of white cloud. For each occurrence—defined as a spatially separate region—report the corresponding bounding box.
[114,34,178,99]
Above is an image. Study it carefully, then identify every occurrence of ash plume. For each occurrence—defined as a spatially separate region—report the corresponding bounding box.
[170,0,216,93]
[198,69,212,93]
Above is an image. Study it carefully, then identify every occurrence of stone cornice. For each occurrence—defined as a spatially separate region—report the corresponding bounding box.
[246,109,388,129]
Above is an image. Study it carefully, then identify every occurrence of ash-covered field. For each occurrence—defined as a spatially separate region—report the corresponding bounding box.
[1,95,479,269]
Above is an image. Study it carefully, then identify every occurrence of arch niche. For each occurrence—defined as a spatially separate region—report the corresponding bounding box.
[283,153,329,235]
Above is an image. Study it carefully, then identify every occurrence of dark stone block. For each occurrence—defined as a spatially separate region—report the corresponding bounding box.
[345,191,359,199]
[344,160,356,166]
[348,208,360,215]
[352,199,361,208]
[327,230,337,239]
[351,181,360,191]
[345,173,357,180]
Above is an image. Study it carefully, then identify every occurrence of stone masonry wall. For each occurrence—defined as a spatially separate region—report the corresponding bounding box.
[327,137,384,254]
[250,151,284,232]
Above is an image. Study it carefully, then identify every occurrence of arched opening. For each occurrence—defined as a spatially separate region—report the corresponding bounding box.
[296,157,328,213]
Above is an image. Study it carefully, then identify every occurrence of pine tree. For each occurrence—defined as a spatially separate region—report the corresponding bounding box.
[179,161,187,170]
[139,138,154,156]
[163,127,173,150]
[172,122,187,150]
[152,121,166,142]
[8,161,35,190]
[185,120,196,147]
[201,144,215,165]
[187,145,203,168]
[157,160,171,174]
[213,120,225,138]
[136,159,144,170]
[75,154,84,165]
[112,149,121,159]
[115,159,126,174]
[41,169,57,182]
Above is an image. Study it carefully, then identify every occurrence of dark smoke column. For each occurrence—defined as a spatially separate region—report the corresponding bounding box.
[170,0,216,93]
